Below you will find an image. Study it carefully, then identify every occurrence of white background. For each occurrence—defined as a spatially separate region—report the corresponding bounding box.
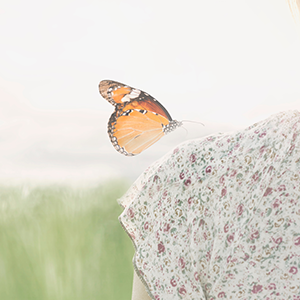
[1,0,300,185]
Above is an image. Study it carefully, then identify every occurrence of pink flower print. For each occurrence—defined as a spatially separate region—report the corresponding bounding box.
[206,166,212,174]
[278,184,286,191]
[221,188,227,197]
[170,278,177,287]
[153,175,160,183]
[224,223,229,233]
[154,295,160,300]
[227,234,234,244]
[158,242,165,254]
[268,283,276,290]
[127,208,135,218]
[294,236,300,246]
[252,284,263,294]
[162,190,168,200]
[230,170,237,177]
[184,178,191,186]
[173,148,179,154]
[234,143,240,150]
[144,222,149,230]
[259,132,266,138]
[272,199,280,208]
[178,257,186,269]
[259,145,265,156]
[217,141,224,147]
[190,153,197,163]
[249,261,256,267]
[289,266,298,274]
[243,253,250,261]
[272,237,282,245]
[219,175,225,184]
[206,251,212,261]
[218,292,225,298]
[178,286,187,296]
[263,187,273,197]
[204,207,209,216]
[163,223,171,232]
[236,204,244,216]
[288,144,295,155]
[194,272,199,281]
[268,165,274,173]
[251,173,259,183]
[292,132,298,141]
[179,171,185,180]
[227,255,232,264]
[250,230,259,240]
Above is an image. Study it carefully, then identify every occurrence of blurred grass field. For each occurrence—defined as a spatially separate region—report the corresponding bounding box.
[0,181,134,300]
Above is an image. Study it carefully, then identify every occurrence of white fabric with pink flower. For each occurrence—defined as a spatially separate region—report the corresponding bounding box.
[119,111,300,300]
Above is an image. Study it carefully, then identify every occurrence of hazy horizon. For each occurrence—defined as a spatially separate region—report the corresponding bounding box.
[1,0,300,185]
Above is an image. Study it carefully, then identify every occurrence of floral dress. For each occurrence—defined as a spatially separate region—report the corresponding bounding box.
[119,110,300,300]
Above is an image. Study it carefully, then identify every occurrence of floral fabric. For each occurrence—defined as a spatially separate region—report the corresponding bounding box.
[119,110,300,300]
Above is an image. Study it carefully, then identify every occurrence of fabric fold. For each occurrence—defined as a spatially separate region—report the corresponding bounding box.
[119,110,300,300]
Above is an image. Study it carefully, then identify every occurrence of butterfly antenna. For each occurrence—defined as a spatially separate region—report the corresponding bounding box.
[181,120,205,126]
[180,126,189,138]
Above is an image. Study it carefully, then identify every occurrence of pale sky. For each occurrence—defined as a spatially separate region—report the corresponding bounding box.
[1,0,300,185]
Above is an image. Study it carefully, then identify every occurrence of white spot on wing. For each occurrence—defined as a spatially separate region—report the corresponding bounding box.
[121,95,131,102]
[129,89,141,99]
[121,89,141,102]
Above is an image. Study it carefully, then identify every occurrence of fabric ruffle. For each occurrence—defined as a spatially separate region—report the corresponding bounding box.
[119,110,300,300]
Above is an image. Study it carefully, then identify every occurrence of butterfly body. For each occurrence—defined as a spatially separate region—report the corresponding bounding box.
[99,80,182,156]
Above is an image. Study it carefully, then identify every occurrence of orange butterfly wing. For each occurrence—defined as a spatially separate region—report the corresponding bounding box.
[109,103,170,155]
[99,80,132,105]
[99,80,182,156]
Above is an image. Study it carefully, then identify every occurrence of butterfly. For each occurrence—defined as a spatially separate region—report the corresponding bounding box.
[99,80,183,156]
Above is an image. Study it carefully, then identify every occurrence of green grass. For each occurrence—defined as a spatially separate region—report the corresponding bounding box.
[0,181,134,300]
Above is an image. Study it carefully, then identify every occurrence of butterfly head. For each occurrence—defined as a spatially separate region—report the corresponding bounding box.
[163,120,183,134]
